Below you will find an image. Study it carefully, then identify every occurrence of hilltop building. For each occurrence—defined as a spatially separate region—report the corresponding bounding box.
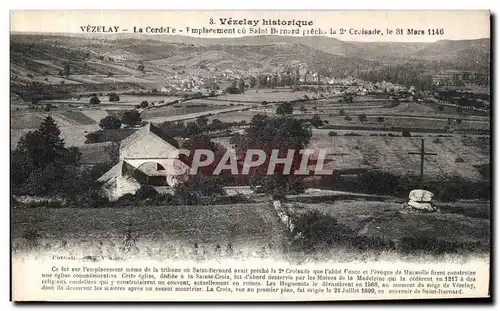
[97,123,190,201]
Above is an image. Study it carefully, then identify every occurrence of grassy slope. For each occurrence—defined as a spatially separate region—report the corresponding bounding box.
[293,200,490,251]
[12,203,290,260]
[12,199,490,262]
[308,135,489,181]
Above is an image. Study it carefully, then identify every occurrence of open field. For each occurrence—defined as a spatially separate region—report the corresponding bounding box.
[214,89,336,103]
[144,105,253,123]
[38,95,182,107]
[292,200,490,253]
[308,134,489,181]
[12,203,289,260]
[213,134,489,182]
[11,124,100,149]
[12,198,490,261]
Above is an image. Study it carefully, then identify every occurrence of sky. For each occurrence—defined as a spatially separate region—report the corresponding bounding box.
[10,10,490,42]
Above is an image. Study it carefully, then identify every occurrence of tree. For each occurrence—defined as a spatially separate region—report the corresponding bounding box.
[238,78,245,94]
[438,105,444,112]
[377,116,385,124]
[185,122,202,136]
[99,115,122,130]
[249,76,257,88]
[231,115,312,195]
[12,116,82,196]
[402,131,412,137]
[338,109,345,116]
[139,101,149,108]
[310,115,323,128]
[108,93,120,102]
[195,116,209,130]
[174,176,226,205]
[225,80,240,94]
[138,64,145,72]
[456,119,462,125]
[90,96,101,105]
[121,110,142,127]
[358,114,367,123]
[276,102,294,115]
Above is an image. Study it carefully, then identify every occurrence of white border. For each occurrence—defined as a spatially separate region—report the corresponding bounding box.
[3,1,497,310]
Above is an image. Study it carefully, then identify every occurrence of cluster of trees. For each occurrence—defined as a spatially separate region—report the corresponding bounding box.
[255,72,300,89]
[159,116,242,138]
[230,114,312,196]
[11,116,96,202]
[225,78,246,94]
[98,111,142,130]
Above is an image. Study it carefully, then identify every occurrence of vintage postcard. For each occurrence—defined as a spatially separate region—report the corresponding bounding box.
[10,10,491,301]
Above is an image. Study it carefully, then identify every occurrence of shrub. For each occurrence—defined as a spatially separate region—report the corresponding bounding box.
[358,114,367,122]
[402,131,412,137]
[344,116,352,121]
[139,101,149,108]
[292,211,396,252]
[108,93,120,102]
[121,110,142,127]
[99,115,122,130]
[90,96,101,105]
[292,211,354,250]
[328,131,338,136]
[432,138,442,144]
[135,185,159,200]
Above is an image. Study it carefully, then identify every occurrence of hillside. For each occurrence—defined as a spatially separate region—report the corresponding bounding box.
[9,34,490,102]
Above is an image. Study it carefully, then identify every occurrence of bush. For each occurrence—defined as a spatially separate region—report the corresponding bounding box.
[432,138,442,144]
[402,131,412,137]
[328,131,338,136]
[99,115,122,130]
[173,176,226,205]
[108,93,120,102]
[344,116,352,121]
[292,211,354,250]
[139,101,149,108]
[121,110,142,127]
[135,185,159,200]
[90,96,101,105]
[292,211,396,252]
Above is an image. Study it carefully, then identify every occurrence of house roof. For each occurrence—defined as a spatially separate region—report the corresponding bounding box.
[119,122,179,154]
[97,160,124,183]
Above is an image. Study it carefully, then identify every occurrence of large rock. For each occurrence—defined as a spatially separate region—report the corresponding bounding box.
[408,189,434,202]
[404,189,438,212]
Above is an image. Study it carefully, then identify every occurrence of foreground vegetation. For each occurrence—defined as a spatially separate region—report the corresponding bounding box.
[12,198,490,262]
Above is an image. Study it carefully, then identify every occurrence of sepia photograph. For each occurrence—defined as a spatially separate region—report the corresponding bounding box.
[9,10,491,301]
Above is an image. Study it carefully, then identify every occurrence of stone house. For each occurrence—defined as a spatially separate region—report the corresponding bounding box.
[97,123,190,201]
